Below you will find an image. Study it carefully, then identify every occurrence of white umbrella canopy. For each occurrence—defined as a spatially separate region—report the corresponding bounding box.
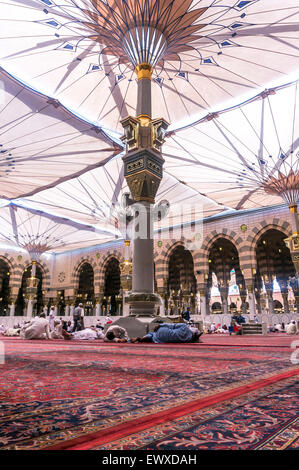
[163,79,299,210]
[0,68,122,199]
[0,201,119,255]
[16,156,224,237]
[0,0,298,133]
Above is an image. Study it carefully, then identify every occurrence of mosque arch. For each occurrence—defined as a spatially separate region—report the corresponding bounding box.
[166,244,196,314]
[103,256,121,315]
[254,228,295,316]
[15,263,44,316]
[76,262,95,314]
[72,257,97,291]
[207,237,243,315]
[0,258,11,316]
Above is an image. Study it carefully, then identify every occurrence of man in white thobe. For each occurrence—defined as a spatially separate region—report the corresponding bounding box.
[104,325,129,343]
[286,321,298,335]
[50,321,64,339]
[21,313,51,340]
[62,326,104,341]
[48,306,55,332]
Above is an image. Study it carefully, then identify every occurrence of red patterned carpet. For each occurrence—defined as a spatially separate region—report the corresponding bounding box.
[0,334,298,450]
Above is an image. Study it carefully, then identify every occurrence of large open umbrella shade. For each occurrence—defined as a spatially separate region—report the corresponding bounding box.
[1,0,298,133]
[0,201,119,255]
[0,68,121,199]
[163,79,299,211]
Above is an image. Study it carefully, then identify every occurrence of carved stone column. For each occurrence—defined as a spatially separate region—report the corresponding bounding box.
[26,271,38,317]
[9,295,17,317]
[121,63,168,317]
[156,286,166,316]
[206,288,211,315]
[219,285,229,315]
[280,288,290,314]
[265,283,274,315]
[284,204,299,276]
[239,289,247,316]
[245,280,256,320]
[199,287,207,321]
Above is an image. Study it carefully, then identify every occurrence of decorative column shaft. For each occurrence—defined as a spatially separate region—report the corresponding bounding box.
[284,204,299,275]
[121,62,168,317]
[9,302,15,317]
[265,283,274,315]
[245,280,256,320]
[136,63,152,118]
[281,290,290,314]
[219,285,229,315]
[199,288,207,321]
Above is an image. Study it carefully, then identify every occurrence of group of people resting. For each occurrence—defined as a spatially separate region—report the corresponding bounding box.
[0,313,204,344]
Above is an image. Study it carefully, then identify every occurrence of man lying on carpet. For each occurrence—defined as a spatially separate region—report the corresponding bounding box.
[62,326,105,341]
[104,325,129,343]
[130,323,203,344]
[2,325,21,337]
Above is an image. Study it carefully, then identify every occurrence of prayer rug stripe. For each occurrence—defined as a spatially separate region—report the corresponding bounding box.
[47,368,299,450]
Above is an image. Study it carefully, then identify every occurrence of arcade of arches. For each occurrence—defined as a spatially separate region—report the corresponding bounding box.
[0,216,298,321]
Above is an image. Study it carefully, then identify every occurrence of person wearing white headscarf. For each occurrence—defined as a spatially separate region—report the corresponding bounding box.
[286,321,297,335]
[21,313,51,340]
[50,320,64,339]
[48,306,55,332]
[62,326,104,341]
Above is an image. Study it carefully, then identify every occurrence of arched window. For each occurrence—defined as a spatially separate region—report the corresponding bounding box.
[77,263,94,315]
[0,260,10,316]
[104,258,120,315]
[15,264,43,316]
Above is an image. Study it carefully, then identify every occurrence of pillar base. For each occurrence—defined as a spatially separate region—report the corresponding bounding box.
[127,292,161,317]
[110,314,171,338]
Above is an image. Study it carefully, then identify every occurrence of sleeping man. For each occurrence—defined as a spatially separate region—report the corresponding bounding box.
[130,323,203,344]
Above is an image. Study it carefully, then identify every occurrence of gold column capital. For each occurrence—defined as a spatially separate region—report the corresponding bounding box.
[289,204,298,214]
[135,63,153,80]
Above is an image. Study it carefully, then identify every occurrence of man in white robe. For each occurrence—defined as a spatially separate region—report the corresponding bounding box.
[104,325,129,343]
[286,321,298,335]
[21,313,51,340]
[3,326,20,336]
[48,306,55,332]
[50,321,64,339]
[62,326,104,341]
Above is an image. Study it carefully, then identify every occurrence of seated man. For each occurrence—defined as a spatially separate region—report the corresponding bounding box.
[0,324,7,335]
[274,323,284,332]
[182,306,191,322]
[21,313,51,340]
[62,326,104,341]
[104,325,129,343]
[50,320,64,340]
[286,321,297,335]
[96,321,104,331]
[131,323,203,344]
[232,321,242,335]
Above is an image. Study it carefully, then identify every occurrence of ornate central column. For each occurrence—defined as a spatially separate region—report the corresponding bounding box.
[284,204,299,276]
[26,260,38,317]
[121,63,168,317]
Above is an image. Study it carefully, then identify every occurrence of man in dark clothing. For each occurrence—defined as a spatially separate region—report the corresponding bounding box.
[72,303,83,332]
[183,306,191,322]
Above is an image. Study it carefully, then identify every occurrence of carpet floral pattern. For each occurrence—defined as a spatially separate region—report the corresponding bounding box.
[0,337,298,450]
